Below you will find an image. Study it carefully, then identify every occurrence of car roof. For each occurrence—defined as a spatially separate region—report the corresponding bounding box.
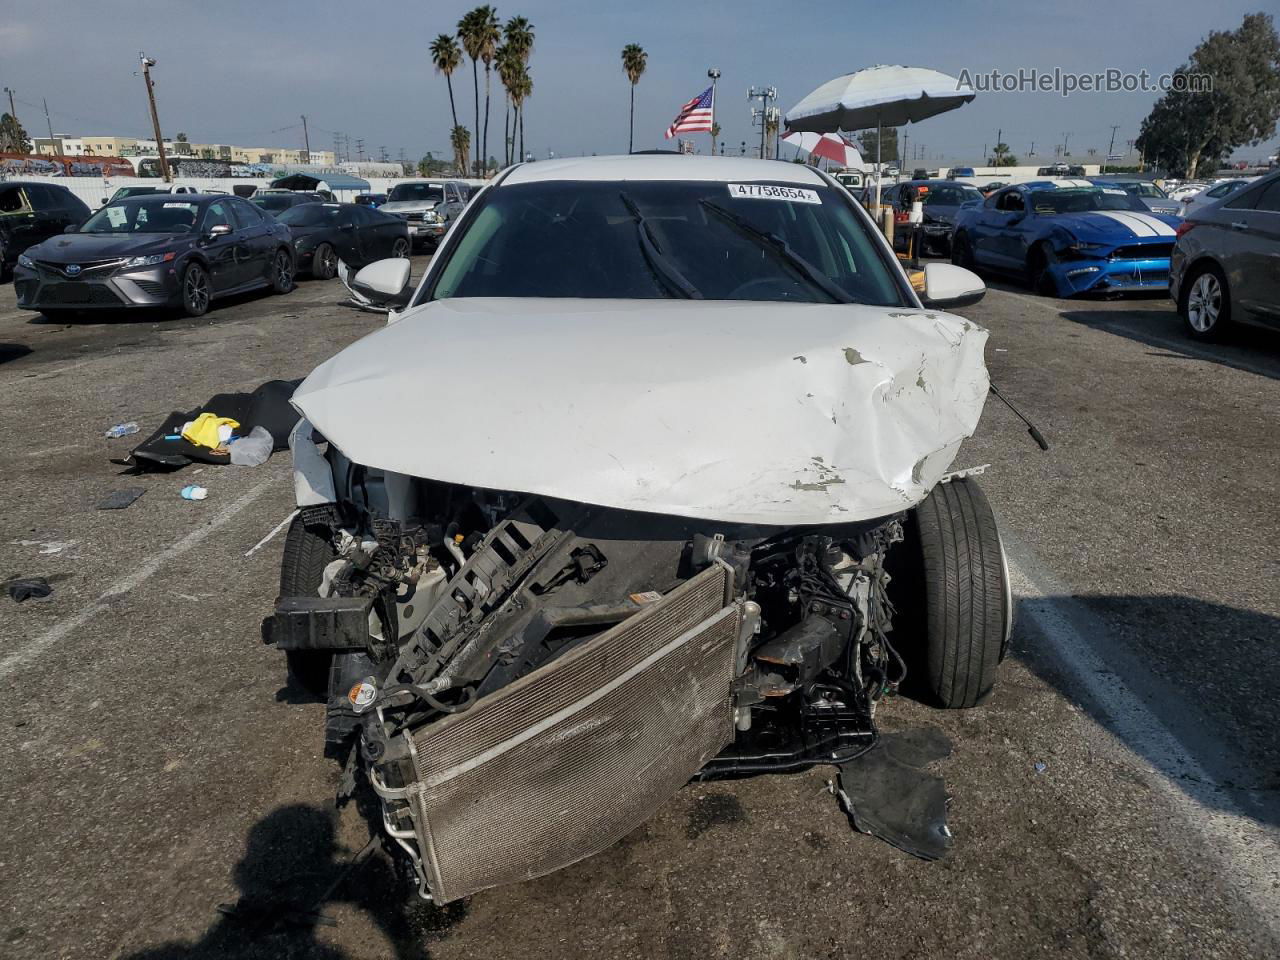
[501,154,828,187]
[1019,179,1096,190]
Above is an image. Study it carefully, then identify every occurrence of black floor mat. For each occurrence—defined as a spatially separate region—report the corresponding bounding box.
[122,379,301,472]
[835,726,953,860]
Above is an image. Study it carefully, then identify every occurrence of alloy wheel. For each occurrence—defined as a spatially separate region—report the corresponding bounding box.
[1186,272,1220,333]
[274,251,294,292]
[184,266,209,315]
[392,239,410,258]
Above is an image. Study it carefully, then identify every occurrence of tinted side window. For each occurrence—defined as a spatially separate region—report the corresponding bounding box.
[1251,180,1280,213]
[230,199,265,227]
[203,201,234,231]
[0,187,31,214]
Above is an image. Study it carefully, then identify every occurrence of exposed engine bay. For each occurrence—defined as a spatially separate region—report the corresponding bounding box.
[269,426,924,903]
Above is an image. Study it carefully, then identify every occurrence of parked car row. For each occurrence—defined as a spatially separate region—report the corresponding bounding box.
[3,182,416,317]
[942,169,1280,341]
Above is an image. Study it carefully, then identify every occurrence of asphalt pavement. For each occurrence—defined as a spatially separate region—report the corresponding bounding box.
[0,260,1276,960]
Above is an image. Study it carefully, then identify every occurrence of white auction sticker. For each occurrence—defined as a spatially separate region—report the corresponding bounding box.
[1100,188,1128,196]
[727,183,822,204]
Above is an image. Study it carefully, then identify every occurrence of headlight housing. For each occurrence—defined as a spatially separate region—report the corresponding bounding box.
[17,253,35,269]
[423,210,441,223]
[1065,240,1106,257]
[123,252,176,268]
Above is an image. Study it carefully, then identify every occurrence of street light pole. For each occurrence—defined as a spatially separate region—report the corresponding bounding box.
[1102,125,1118,175]
[300,114,311,163]
[139,54,171,182]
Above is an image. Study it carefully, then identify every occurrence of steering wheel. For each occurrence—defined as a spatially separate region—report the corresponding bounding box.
[728,276,805,300]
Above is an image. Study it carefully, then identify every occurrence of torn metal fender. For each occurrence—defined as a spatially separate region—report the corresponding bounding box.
[291,298,989,525]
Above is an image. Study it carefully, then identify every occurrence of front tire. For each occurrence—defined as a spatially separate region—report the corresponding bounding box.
[391,237,410,259]
[312,242,338,280]
[1179,263,1230,341]
[1028,244,1061,297]
[271,249,294,294]
[898,478,1011,708]
[279,516,337,698]
[181,262,211,317]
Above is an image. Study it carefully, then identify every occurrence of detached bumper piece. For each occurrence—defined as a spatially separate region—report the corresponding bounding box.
[267,595,375,651]
[378,563,740,903]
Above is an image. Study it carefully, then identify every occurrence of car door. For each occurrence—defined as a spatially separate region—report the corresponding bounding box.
[363,206,401,258]
[0,185,50,264]
[27,184,84,242]
[198,200,243,291]
[1222,177,1280,326]
[230,198,275,284]
[332,206,364,264]
[992,189,1032,268]
[968,190,1013,267]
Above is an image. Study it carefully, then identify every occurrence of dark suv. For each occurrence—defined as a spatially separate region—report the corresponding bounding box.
[0,181,91,280]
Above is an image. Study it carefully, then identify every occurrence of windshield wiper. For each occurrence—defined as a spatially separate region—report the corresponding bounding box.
[618,192,702,299]
[698,199,853,304]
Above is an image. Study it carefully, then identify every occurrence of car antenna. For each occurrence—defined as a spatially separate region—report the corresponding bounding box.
[989,383,1049,451]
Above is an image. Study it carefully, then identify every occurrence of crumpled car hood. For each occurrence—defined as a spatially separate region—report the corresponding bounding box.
[291,298,989,525]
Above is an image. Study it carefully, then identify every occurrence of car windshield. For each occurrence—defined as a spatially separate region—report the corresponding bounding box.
[81,197,201,233]
[1029,187,1146,215]
[429,180,909,306]
[388,183,444,203]
[1115,182,1168,199]
[924,185,983,206]
[109,187,162,203]
[253,194,303,212]
[277,204,345,226]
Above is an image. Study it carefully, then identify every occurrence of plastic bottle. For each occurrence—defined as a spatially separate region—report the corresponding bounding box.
[105,422,140,439]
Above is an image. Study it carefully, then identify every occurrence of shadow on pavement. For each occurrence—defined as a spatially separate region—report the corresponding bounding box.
[0,342,32,364]
[1015,593,1280,830]
[1058,308,1280,380]
[121,804,466,960]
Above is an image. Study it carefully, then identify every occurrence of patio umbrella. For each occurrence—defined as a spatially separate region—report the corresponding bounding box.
[781,131,864,169]
[785,65,976,209]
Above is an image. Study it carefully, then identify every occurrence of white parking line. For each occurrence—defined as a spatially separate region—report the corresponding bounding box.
[0,479,275,681]
[1004,537,1280,938]
[991,287,1277,380]
[244,509,298,557]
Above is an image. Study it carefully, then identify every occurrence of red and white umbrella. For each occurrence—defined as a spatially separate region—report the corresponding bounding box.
[781,131,865,169]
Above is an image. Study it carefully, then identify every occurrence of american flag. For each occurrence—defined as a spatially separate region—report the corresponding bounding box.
[664,86,715,139]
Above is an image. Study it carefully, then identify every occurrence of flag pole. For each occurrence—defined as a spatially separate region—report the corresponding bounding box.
[707,68,720,156]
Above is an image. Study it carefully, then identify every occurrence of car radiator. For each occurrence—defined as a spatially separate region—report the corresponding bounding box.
[393,562,740,902]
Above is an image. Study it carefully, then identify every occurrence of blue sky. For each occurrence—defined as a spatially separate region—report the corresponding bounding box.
[2,0,1276,166]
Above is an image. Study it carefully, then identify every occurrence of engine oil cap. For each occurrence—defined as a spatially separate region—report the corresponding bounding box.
[348,677,378,713]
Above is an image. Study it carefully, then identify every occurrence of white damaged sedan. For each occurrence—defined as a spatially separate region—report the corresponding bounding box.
[270,155,1010,903]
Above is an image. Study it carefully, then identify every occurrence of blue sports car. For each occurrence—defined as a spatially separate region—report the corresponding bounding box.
[950,179,1182,296]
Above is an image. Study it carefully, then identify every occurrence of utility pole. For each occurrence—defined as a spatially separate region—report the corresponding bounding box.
[300,114,311,163]
[1102,124,1119,175]
[379,145,389,163]
[333,131,342,164]
[139,54,171,181]
[1029,140,1036,158]
[901,129,909,170]
[707,68,720,156]
[747,86,776,159]
[355,138,365,161]
[42,98,56,154]
[1062,131,1071,157]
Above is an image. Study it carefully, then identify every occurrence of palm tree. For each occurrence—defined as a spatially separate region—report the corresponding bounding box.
[430,35,462,131]
[460,6,499,176]
[495,44,520,166]
[504,15,534,62]
[621,44,647,154]
[451,125,471,177]
[457,9,485,176]
[512,66,532,162]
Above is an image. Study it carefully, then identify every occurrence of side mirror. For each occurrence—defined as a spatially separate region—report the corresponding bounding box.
[206,223,233,239]
[921,262,985,309]
[101,198,109,205]
[63,224,78,234]
[340,257,413,310]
